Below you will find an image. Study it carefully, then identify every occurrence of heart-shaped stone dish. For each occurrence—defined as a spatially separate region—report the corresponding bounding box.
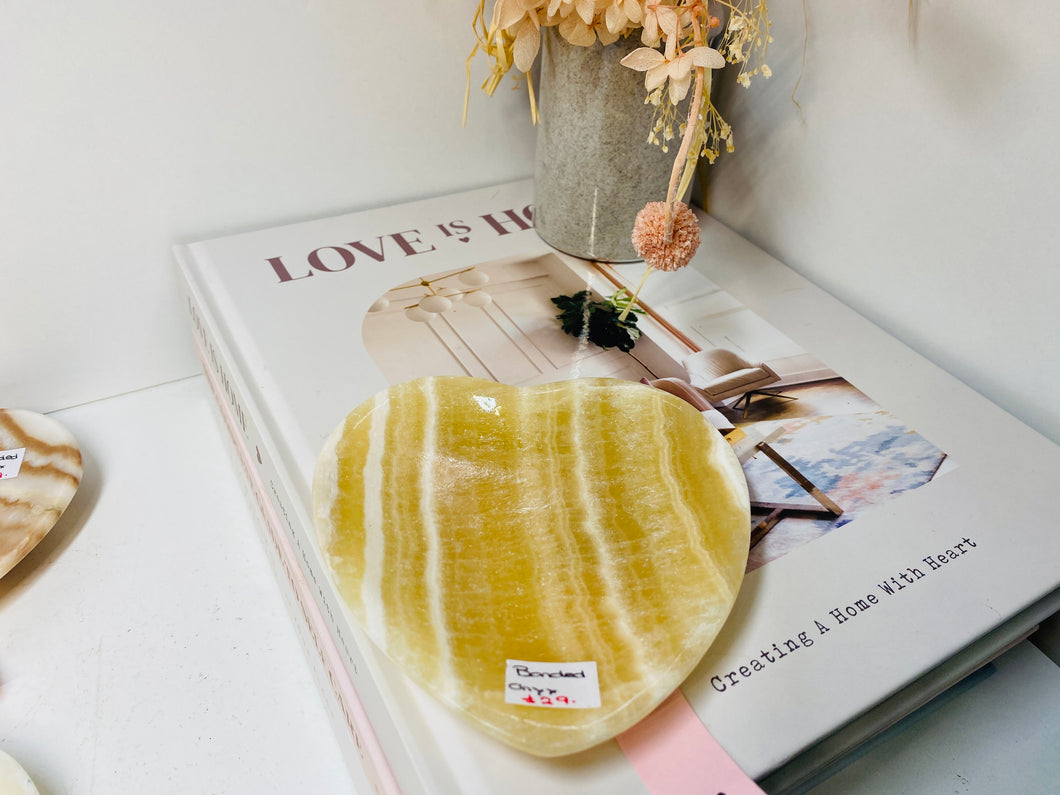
[1,408,83,579]
[313,377,749,756]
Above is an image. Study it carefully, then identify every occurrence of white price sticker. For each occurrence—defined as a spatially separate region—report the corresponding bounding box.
[505,659,601,709]
[0,448,26,480]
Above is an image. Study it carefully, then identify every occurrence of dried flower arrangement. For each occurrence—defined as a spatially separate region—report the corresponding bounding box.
[467,1,771,322]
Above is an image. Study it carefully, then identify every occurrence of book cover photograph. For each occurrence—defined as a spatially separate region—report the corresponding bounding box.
[357,250,956,574]
[175,180,1060,794]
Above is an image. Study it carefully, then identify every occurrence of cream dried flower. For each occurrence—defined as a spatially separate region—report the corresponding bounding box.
[620,44,725,104]
[640,0,682,48]
[604,0,644,34]
[631,201,701,271]
[492,0,543,71]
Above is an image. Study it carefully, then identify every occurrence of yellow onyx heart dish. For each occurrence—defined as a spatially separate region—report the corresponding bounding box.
[312,376,749,756]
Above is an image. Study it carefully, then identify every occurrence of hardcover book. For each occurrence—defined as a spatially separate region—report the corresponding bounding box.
[175,180,1060,793]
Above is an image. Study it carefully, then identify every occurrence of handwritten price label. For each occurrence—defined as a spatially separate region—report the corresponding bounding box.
[504,660,601,709]
[0,448,26,480]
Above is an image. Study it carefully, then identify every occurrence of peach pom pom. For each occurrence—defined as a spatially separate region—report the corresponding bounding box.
[631,201,701,272]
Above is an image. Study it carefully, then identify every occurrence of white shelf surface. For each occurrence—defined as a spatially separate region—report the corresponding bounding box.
[2,375,1057,794]
[0,376,354,794]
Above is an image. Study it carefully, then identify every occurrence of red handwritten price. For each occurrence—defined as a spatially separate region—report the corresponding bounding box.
[522,694,574,706]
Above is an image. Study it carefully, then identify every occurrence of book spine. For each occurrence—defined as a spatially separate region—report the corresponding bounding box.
[179,271,408,795]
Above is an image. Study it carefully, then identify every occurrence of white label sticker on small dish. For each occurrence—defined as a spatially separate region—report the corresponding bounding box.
[505,660,601,708]
[0,448,26,480]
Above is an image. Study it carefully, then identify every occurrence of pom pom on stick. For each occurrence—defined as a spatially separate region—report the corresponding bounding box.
[631,201,701,272]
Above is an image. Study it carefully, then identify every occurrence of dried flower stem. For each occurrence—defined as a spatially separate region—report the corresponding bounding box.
[663,14,709,243]
[620,12,710,322]
[618,264,655,321]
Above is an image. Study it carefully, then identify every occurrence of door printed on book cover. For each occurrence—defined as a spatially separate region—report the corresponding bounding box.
[360,252,955,572]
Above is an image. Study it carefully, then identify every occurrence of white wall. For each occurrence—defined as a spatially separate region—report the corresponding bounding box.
[1,1,535,412]
[5,2,1059,449]
[706,0,1060,445]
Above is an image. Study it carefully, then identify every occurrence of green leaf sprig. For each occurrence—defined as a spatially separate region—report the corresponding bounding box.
[551,289,644,353]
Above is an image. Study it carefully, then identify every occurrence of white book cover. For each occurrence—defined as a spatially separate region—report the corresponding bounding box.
[175,179,1060,794]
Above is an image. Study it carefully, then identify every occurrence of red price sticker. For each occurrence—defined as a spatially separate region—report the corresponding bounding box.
[0,448,26,480]
[504,660,601,709]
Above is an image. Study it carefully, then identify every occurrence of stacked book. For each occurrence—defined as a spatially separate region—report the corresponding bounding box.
[176,180,1060,793]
